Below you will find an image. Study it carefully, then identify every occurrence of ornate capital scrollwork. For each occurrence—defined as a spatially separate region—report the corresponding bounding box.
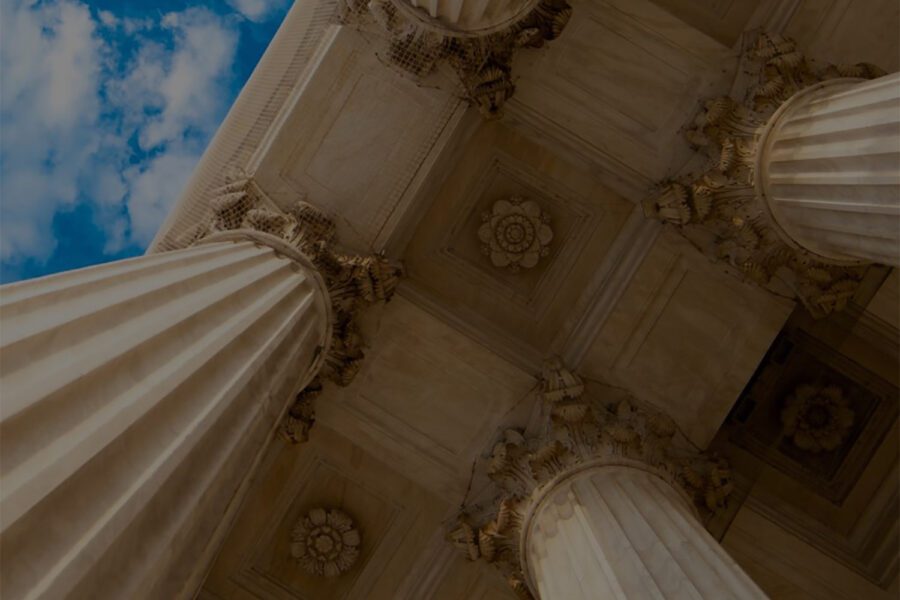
[644,33,886,317]
[340,0,571,117]
[450,359,732,599]
[197,175,402,442]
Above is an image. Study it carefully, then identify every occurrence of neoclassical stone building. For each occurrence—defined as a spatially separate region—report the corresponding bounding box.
[1,1,898,599]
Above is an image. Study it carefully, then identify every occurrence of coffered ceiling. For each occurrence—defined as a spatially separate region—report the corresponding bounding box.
[403,120,634,367]
[199,0,900,598]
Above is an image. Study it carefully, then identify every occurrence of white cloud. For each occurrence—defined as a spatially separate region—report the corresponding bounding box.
[226,0,288,22]
[97,10,117,28]
[119,8,238,244]
[125,150,199,246]
[0,0,102,262]
[0,1,239,268]
[139,9,237,151]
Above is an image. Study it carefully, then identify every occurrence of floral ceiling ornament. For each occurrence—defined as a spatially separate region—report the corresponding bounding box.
[478,196,553,272]
[291,507,362,577]
[643,32,884,318]
[781,384,854,453]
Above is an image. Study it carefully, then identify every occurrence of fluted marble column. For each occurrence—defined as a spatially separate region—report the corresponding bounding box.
[756,72,900,266]
[452,361,765,600]
[0,236,331,599]
[525,466,765,600]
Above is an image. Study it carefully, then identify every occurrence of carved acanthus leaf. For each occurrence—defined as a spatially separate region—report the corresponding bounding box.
[451,360,733,599]
[644,33,880,318]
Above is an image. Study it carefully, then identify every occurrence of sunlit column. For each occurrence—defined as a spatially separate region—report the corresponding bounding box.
[756,72,900,266]
[526,466,766,600]
[0,236,331,599]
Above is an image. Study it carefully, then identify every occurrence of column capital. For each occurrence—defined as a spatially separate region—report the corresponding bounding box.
[196,175,402,387]
[644,33,887,318]
[450,359,732,599]
[339,0,571,117]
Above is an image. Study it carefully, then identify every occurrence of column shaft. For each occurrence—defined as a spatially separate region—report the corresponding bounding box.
[757,72,900,265]
[526,466,765,600]
[0,239,330,599]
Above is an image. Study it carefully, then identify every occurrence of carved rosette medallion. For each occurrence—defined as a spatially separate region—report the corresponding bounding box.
[450,359,733,599]
[291,508,361,577]
[478,196,553,272]
[339,0,571,117]
[644,33,885,317]
[781,384,854,453]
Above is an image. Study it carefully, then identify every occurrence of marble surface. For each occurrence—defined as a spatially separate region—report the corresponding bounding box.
[867,269,899,330]
[646,0,760,46]
[403,119,634,370]
[581,229,793,448]
[785,0,900,73]
[251,25,462,253]
[400,0,537,33]
[723,505,897,600]
[318,295,535,499]
[506,0,734,197]
[199,424,452,600]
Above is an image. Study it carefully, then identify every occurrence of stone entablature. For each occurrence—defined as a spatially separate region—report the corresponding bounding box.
[644,33,887,318]
[339,0,571,117]
[450,359,733,598]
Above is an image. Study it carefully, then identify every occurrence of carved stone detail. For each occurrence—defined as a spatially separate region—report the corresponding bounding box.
[781,384,854,453]
[340,0,571,117]
[478,196,553,272]
[450,359,733,599]
[198,176,402,441]
[644,33,885,317]
[283,379,322,444]
[291,507,361,577]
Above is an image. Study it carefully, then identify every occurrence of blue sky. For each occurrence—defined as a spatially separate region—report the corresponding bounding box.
[0,0,293,283]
